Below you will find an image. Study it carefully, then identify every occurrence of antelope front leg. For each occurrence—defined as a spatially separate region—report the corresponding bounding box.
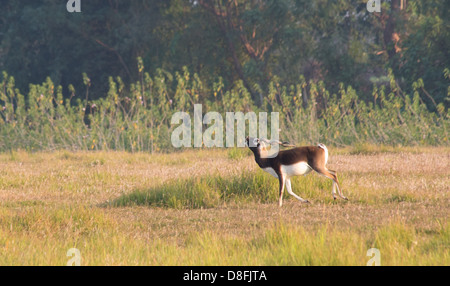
[286,178,310,204]
[278,176,285,207]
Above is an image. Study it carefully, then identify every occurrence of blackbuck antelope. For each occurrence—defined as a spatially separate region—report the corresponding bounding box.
[246,137,347,207]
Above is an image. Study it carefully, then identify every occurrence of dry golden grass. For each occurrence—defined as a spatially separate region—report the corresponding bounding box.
[0,146,448,265]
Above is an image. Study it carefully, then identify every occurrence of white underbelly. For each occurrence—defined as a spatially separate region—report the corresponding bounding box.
[263,167,278,178]
[281,162,312,178]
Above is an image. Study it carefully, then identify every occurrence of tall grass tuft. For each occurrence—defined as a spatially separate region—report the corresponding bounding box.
[109,168,337,209]
[110,170,280,209]
[0,64,448,153]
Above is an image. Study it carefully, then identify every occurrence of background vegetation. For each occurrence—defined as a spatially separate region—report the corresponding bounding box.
[0,0,448,152]
[0,1,448,266]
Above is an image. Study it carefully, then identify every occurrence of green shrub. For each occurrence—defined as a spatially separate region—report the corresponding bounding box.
[0,64,448,153]
[110,170,280,209]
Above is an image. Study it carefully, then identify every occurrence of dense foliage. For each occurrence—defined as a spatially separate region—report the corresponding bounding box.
[0,65,447,152]
[1,1,449,104]
[0,0,448,151]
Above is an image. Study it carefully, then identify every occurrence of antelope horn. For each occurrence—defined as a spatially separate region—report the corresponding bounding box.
[260,138,296,148]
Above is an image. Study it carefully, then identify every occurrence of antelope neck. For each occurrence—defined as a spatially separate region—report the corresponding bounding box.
[251,148,274,170]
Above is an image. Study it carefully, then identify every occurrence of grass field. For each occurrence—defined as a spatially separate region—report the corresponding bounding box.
[0,146,448,265]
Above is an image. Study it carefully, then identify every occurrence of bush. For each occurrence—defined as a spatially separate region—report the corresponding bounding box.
[0,64,448,153]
